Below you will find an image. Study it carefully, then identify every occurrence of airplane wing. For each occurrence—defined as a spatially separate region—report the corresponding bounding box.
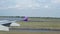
[0,20,21,31]
[0,23,11,31]
[0,20,20,26]
[0,25,9,31]
[10,21,20,26]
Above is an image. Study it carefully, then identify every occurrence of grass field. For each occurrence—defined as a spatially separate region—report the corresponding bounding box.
[0,31,60,34]
[1,17,60,34]
[15,21,60,29]
[10,17,60,29]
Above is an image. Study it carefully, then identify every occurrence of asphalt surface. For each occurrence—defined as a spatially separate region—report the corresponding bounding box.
[9,28,60,32]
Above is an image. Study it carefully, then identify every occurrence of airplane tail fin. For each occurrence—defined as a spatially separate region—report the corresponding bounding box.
[23,16,28,21]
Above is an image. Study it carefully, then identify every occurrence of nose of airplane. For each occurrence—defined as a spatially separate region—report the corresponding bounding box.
[10,23,20,26]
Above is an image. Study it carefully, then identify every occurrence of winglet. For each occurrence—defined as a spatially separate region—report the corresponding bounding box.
[2,23,11,27]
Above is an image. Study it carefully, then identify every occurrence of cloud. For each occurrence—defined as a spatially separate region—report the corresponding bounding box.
[0,0,41,9]
[0,0,16,9]
[15,0,40,9]
[44,5,49,8]
[0,0,60,9]
[51,0,60,3]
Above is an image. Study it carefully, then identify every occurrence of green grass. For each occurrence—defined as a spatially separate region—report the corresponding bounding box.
[29,17,60,21]
[10,21,60,29]
[10,17,60,29]
[0,31,60,34]
[1,17,60,34]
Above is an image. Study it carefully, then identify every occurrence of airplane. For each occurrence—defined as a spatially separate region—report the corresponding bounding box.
[0,16,28,21]
[0,16,28,31]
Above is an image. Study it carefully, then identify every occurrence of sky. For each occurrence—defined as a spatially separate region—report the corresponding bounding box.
[0,0,60,17]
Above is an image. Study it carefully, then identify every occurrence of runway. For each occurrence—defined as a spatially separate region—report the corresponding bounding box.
[9,28,60,32]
